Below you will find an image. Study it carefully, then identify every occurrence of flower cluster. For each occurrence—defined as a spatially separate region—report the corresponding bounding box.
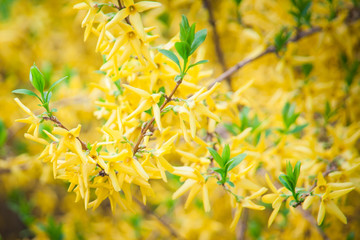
[6,0,360,238]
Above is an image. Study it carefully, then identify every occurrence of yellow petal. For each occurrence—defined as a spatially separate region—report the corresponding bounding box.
[326,200,347,224]
[14,98,33,116]
[106,9,128,29]
[317,201,326,225]
[262,193,278,204]
[109,168,121,192]
[202,184,210,212]
[317,172,327,186]
[268,205,281,227]
[172,179,196,199]
[230,205,243,231]
[129,13,145,40]
[303,195,316,210]
[248,187,268,200]
[131,159,149,180]
[328,187,355,199]
[185,183,201,209]
[73,2,89,10]
[189,109,197,138]
[24,133,48,145]
[107,36,127,60]
[265,174,278,193]
[123,84,151,98]
[135,1,162,12]
[152,103,162,131]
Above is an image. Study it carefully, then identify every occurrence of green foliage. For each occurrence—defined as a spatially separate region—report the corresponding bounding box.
[159,15,208,81]
[233,0,243,5]
[289,0,312,28]
[0,0,16,21]
[279,161,303,205]
[278,102,308,135]
[157,11,170,27]
[224,107,264,145]
[326,0,337,21]
[0,120,8,149]
[38,216,64,240]
[12,63,67,117]
[7,189,35,226]
[301,63,313,77]
[274,28,292,53]
[345,60,359,92]
[324,101,337,124]
[207,144,246,186]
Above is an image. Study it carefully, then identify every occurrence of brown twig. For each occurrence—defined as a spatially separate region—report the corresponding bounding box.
[296,208,330,240]
[116,0,131,25]
[132,79,182,156]
[42,116,88,151]
[210,7,360,88]
[209,26,323,88]
[292,161,338,208]
[202,0,230,86]
[42,114,183,237]
[133,198,185,239]
[237,208,248,240]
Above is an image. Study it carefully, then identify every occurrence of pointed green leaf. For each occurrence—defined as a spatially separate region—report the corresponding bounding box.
[207,147,224,167]
[279,174,292,191]
[29,64,45,93]
[187,60,208,70]
[222,144,231,162]
[226,153,246,172]
[294,161,301,184]
[190,29,207,55]
[46,76,67,101]
[287,123,308,134]
[159,49,181,70]
[12,89,42,102]
[175,42,190,61]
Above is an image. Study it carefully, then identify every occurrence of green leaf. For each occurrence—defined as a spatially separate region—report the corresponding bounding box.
[0,120,7,148]
[12,89,42,102]
[287,123,308,134]
[286,161,294,179]
[212,167,225,181]
[29,64,45,93]
[226,153,246,172]
[226,180,235,187]
[159,49,181,70]
[301,63,313,77]
[279,174,293,191]
[224,123,240,136]
[187,60,208,70]
[175,42,190,61]
[190,29,207,55]
[47,76,67,95]
[207,147,224,167]
[188,23,196,45]
[180,15,190,42]
[222,144,231,162]
[294,161,301,184]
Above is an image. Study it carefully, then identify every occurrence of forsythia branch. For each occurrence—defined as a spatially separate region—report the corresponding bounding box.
[210,7,360,88]
[202,0,230,86]
[132,79,183,155]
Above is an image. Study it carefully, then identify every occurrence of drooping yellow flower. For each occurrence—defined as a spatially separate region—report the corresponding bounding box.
[177,83,221,140]
[14,98,41,138]
[123,84,163,131]
[262,174,288,227]
[172,167,211,212]
[105,0,161,40]
[302,173,355,225]
[230,187,268,231]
